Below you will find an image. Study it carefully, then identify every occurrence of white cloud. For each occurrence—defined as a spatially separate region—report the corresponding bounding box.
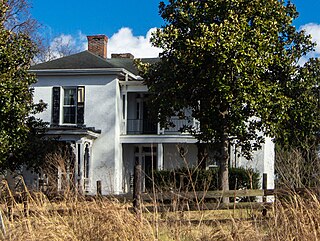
[298,23,320,65]
[300,23,320,54]
[50,34,75,50]
[43,28,161,62]
[107,27,162,58]
[77,31,88,51]
[39,31,87,62]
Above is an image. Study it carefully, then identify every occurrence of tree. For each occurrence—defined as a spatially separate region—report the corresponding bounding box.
[276,57,320,150]
[2,0,77,64]
[36,33,82,63]
[3,0,39,35]
[139,0,316,200]
[0,1,41,171]
[274,57,320,183]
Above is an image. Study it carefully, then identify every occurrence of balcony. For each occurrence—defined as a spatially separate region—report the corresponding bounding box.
[163,117,197,134]
[127,119,157,134]
[122,92,199,135]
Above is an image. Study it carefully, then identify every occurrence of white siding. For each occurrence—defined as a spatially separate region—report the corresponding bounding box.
[32,75,120,195]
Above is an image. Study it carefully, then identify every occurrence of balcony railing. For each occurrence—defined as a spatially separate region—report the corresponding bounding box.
[125,117,199,135]
[127,119,157,134]
[163,117,198,134]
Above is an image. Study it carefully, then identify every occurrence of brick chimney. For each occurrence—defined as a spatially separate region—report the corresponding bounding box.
[87,35,108,59]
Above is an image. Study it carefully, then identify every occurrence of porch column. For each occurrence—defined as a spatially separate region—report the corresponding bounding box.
[124,93,128,134]
[157,143,164,170]
[69,143,77,189]
[76,141,84,194]
[121,83,128,135]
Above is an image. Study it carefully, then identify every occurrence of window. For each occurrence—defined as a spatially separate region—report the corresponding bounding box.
[51,86,85,126]
[63,87,77,124]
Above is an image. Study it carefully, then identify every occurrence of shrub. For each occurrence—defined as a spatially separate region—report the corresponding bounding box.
[146,167,260,192]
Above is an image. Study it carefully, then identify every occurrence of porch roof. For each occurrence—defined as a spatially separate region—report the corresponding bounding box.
[45,126,101,140]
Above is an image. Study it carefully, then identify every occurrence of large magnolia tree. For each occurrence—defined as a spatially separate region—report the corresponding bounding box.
[0,1,44,170]
[139,0,317,199]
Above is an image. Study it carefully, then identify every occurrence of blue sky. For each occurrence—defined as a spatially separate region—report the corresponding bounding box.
[30,0,165,37]
[30,0,320,59]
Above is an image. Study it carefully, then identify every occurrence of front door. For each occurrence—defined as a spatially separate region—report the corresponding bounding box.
[143,154,157,191]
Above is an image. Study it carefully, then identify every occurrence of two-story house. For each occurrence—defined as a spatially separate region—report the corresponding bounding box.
[30,35,275,195]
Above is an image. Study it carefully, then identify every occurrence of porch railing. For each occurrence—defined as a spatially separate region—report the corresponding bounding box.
[127,119,157,134]
[126,117,199,135]
[163,117,198,134]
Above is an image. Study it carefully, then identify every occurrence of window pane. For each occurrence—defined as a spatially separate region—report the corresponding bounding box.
[64,88,76,105]
[63,106,76,123]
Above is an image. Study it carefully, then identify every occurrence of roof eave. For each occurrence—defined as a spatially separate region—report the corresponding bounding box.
[30,68,139,80]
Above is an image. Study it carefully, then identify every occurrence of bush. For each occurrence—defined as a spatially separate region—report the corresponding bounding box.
[145,167,260,192]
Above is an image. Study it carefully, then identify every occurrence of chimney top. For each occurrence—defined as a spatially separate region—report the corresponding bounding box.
[87,35,108,59]
[111,53,134,59]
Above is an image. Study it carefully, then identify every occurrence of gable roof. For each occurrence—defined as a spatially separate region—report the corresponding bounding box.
[31,51,159,76]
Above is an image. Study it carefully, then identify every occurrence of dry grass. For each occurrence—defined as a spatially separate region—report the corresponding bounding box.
[264,190,320,241]
[0,188,320,240]
[0,194,154,241]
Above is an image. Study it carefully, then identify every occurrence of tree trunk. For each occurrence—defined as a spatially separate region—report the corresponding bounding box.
[219,129,229,204]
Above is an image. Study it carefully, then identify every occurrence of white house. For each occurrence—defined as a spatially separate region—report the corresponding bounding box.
[29,35,275,195]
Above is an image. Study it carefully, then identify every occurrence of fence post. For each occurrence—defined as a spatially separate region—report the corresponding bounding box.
[23,191,29,217]
[96,180,102,197]
[262,173,267,202]
[262,173,268,216]
[133,157,142,219]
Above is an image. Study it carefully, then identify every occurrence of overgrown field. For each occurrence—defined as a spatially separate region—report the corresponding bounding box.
[0,189,320,240]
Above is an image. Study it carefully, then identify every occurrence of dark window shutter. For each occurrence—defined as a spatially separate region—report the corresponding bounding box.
[77,86,85,125]
[52,87,60,126]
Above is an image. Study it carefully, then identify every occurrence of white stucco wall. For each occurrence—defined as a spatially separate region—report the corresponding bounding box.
[114,79,123,193]
[163,143,198,169]
[263,137,275,189]
[32,85,52,123]
[234,138,275,190]
[32,74,121,195]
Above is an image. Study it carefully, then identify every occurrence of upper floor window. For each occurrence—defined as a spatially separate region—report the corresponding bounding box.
[63,88,77,124]
[51,86,85,126]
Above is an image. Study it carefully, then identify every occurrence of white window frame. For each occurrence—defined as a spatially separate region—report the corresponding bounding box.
[60,86,85,125]
[62,87,77,124]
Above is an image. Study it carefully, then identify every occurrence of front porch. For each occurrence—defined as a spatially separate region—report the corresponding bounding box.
[19,126,101,194]
[121,143,198,193]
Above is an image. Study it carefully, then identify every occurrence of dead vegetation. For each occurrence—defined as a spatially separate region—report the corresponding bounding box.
[0,183,318,240]
[0,192,154,241]
[1,144,320,240]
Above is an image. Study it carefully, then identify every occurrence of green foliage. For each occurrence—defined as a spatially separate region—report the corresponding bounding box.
[140,0,315,159]
[146,167,260,192]
[275,58,320,149]
[0,1,41,171]
[138,0,318,192]
[229,167,260,190]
